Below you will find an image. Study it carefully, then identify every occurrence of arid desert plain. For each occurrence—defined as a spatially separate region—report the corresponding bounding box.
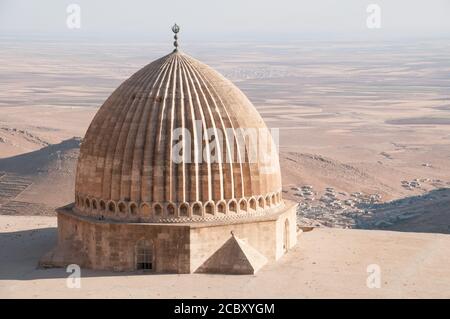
[0,38,449,298]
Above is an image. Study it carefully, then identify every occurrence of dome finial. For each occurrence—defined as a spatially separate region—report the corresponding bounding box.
[172,23,180,52]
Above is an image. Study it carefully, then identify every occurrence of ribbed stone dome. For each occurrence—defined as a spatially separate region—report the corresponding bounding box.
[74,50,283,222]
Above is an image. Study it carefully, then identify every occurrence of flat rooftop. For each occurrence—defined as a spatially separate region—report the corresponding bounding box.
[0,215,449,298]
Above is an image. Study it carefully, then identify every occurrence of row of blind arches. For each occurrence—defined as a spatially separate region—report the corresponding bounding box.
[75,192,282,219]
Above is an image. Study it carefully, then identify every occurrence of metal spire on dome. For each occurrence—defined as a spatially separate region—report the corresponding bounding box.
[172,23,180,52]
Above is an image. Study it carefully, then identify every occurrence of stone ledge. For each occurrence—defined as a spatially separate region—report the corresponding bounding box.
[56,200,298,228]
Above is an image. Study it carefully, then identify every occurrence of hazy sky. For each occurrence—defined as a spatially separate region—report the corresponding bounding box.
[1,0,449,41]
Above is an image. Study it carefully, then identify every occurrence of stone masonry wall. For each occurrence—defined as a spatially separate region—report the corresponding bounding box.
[189,204,297,272]
[56,212,191,273]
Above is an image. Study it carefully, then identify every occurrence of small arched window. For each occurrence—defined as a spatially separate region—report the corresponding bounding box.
[217,202,226,214]
[108,202,116,213]
[228,201,237,213]
[258,197,264,209]
[249,198,257,211]
[192,203,202,216]
[239,200,247,212]
[130,203,138,215]
[141,204,151,217]
[118,202,126,214]
[205,202,214,215]
[179,204,189,216]
[167,204,175,216]
[154,204,162,215]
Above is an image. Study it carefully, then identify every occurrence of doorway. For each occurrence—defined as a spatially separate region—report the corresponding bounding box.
[283,219,290,253]
[136,240,154,271]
